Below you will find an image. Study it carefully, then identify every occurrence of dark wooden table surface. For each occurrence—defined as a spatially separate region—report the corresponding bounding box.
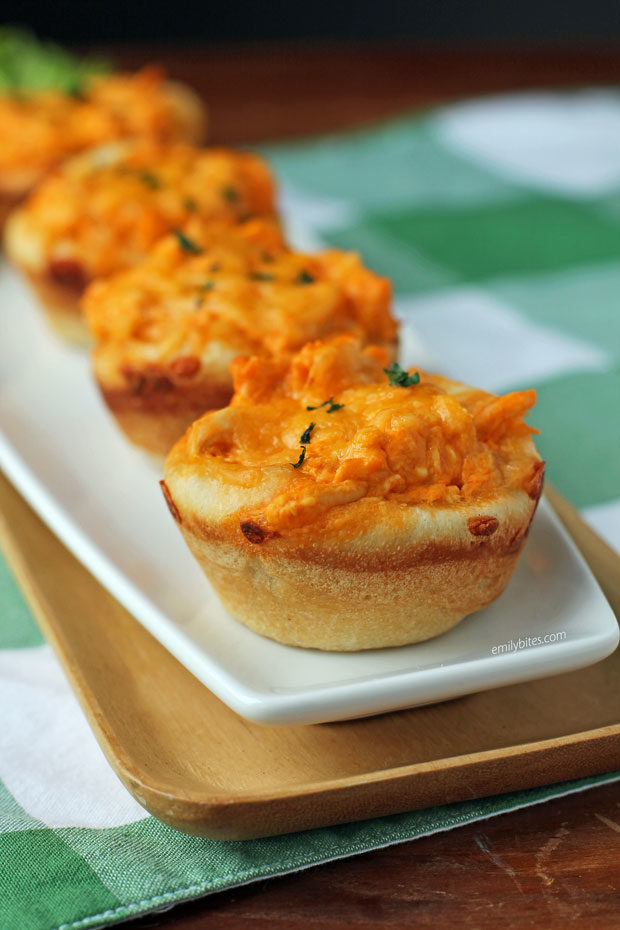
[102,42,620,929]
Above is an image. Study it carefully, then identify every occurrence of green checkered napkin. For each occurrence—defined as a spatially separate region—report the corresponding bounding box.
[2,89,620,930]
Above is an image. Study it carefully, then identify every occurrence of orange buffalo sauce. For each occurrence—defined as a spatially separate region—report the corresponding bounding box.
[84,218,395,360]
[20,142,275,279]
[187,337,540,531]
[0,67,201,187]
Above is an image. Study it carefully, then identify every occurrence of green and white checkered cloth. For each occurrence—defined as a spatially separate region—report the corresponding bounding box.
[2,89,620,930]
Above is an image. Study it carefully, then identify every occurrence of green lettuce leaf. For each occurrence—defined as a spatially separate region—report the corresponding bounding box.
[0,27,110,94]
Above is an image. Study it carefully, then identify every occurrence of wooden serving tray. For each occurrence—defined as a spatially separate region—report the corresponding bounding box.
[1,469,619,841]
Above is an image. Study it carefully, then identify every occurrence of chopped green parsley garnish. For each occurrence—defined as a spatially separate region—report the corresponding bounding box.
[300,422,315,444]
[249,271,275,282]
[209,262,221,273]
[138,170,161,190]
[0,27,110,94]
[296,269,316,285]
[384,363,420,387]
[65,81,85,100]
[194,280,214,308]
[306,397,344,413]
[291,446,306,469]
[221,185,240,204]
[173,229,203,255]
[184,196,198,211]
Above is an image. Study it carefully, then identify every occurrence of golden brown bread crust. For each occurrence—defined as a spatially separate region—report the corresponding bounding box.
[162,481,542,651]
[13,264,90,343]
[3,202,91,341]
[100,370,233,456]
[0,190,23,238]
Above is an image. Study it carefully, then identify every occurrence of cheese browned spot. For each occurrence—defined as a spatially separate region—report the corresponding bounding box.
[468,515,500,536]
[169,356,201,378]
[526,460,546,500]
[240,521,267,544]
[48,257,86,291]
[159,479,182,523]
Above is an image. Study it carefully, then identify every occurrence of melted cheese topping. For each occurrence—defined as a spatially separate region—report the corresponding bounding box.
[0,67,202,190]
[18,140,275,278]
[178,337,540,531]
[84,218,396,380]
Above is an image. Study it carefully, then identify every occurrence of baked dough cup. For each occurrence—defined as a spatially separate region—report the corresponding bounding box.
[83,218,397,455]
[4,140,275,341]
[162,336,545,651]
[0,66,206,232]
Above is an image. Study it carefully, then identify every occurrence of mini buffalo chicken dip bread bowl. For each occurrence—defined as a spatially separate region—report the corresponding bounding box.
[83,218,396,455]
[4,140,275,341]
[0,66,205,230]
[162,336,545,651]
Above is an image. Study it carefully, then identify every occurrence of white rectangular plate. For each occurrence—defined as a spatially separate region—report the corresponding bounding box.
[0,261,617,725]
